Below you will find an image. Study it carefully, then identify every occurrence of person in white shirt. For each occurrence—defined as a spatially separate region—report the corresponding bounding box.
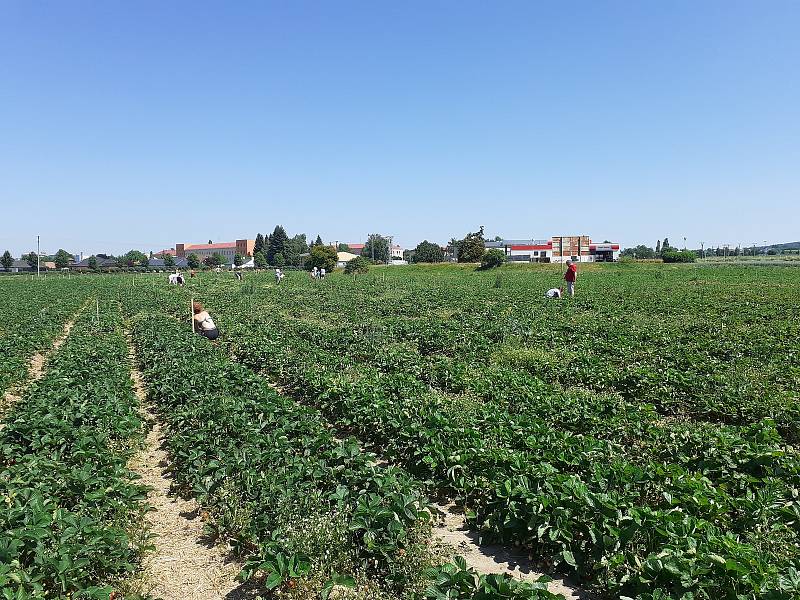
[192,302,219,340]
[546,287,563,299]
[320,268,326,279]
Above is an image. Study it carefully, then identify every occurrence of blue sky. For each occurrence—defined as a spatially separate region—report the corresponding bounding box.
[1,1,798,256]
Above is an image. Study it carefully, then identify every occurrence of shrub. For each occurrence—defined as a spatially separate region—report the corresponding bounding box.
[480,248,506,269]
[305,245,337,272]
[344,256,370,275]
[662,250,697,263]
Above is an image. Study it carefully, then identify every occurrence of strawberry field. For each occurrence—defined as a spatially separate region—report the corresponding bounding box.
[1,262,798,599]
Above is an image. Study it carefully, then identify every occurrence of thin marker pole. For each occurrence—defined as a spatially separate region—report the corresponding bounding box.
[190,297,195,333]
[96,299,99,322]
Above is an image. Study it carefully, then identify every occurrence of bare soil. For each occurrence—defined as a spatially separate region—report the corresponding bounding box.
[125,335,249,600]
[431,503,588,599]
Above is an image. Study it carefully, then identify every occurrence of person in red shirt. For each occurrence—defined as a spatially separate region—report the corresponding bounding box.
[564,259,577,296]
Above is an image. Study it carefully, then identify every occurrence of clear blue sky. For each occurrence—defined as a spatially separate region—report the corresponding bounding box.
[1,0,798,256]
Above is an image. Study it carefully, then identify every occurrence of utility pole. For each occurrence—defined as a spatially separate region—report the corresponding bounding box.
[37,235,40,278]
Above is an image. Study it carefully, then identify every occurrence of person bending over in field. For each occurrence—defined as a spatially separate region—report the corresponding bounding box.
[564,259,577,296]
[192,302,220,340]
[546,287,563,299]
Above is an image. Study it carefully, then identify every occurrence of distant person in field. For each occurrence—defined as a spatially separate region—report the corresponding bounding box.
[546,287,563,299]
[168,272,179,285]
[311,266,319,280]
[564,260,577,296]
[275,268,284,283]
[235,270,243,281]
[192,302,219,340]
[320,267,326,279]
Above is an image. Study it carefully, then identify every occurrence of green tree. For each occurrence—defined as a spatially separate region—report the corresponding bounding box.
[344,255,370,274]
[267,225,289,265]
[656,240,661,255]
[1,250,12,271]
[285,234,309,267]
[458,226,486,263]
[187,253,201,269]
[305,244,337,272]
[54,249,72,269]
[662,238,671,252]
[26,252,38,268]
[233,253,244,267]
[337,243,351,252]
[123,250,148,266]
[314,234,324,247]
[412,240,444,263]
[88,256,98,270]
[254,233,265,256]
[204,253,226,267]
[480,248,506,269]
[273,253,285,267]
[253,251,268,269]
[621,245,655,259]
[662,249,696,263]
[163,254,175,268]
[361,234,389,263]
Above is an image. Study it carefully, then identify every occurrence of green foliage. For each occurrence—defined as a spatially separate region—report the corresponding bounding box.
[26,252,38,268]
[0,308,148,597]
[338,243,352,252]
[344,255,370,274]
[163,253,175,268]
[207,252,227,266]
[362,234,390,263]
[267,225,289,265]
[233,253,244,267]
[285,234,309,267]
[123,250,148,266]
[621,245,656,259]
[254,232,265,256]
[413,240,444,263]
[87,255,98,270]
[1,250,12,270]
[253,251,268,269]
[480,248,506,269]
[186,253,201,269]
[662,250,697,263]
[458,226,486,263]
[54,249,72,268]
[273,252,286,267]
[306,244,337,272]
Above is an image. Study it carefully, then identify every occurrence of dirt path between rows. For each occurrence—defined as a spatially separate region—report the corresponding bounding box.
[124,332,248,600]
[431,503,587,598]
[0,301,87,420]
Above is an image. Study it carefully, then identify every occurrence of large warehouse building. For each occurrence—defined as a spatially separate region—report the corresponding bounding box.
[485,236,620,263]
[156,239,255,264]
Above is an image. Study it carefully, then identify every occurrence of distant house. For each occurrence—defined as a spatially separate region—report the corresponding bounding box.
[148,257,188,269]
[71,257,117,270]
[336,251,359,268]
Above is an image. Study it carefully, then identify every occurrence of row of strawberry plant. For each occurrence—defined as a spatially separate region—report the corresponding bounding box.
[217,304,800,523]
[128,312,562,599]
[0,278,92,396]
[222,315,799,599]
[0,303,149,598]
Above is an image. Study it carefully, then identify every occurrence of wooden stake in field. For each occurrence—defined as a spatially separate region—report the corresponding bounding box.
[96,299,99,323]
[190,297,195,333]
